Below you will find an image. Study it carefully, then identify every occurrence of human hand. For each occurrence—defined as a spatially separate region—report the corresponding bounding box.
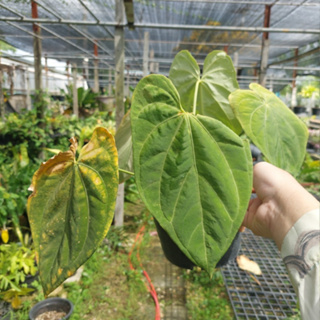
[242,162,319,249]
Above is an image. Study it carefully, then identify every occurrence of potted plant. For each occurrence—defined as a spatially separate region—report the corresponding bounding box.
[297,84,320,116]
[29,297,73,320]
[27,50,308,296]
[293,95,307,114]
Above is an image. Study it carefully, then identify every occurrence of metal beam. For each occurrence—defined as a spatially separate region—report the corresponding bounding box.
[4,1,114,60]
[269,47,320,66]
[124,0,135,29]
[0,3,24,18]
[0,34,301,49]
[37,24,113,69]
[158,0,319,6]
[67,24,113,58]
[0,16,319,34]
[77,0,114,38]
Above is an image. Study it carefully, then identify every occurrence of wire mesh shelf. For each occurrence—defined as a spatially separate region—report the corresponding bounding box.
[221,230,298,320]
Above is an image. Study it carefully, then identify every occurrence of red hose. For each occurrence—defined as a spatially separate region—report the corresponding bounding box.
[128,224,161,320]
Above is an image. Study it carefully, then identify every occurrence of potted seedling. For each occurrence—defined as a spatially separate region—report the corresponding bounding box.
[27,50,308,296]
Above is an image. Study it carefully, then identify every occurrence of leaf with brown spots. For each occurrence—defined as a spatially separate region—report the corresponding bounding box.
[27,127,118,295]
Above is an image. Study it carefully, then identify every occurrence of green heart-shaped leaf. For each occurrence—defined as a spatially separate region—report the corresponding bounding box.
[131,74,252,275]
[169,50,242,134]
[27,127,118,295]
[229,83,308,175]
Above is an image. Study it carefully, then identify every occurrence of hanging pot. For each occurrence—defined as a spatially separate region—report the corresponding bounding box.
[154,219,241,269]
[29,298,73,320]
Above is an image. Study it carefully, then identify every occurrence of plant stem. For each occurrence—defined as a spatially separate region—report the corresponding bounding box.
[193,80,200,115]
[119,168,134,176]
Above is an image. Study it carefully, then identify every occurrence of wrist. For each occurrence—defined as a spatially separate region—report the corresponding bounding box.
[269,187,319,249]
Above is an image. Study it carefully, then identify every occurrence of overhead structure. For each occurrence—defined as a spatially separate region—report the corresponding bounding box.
[0,0,319,92]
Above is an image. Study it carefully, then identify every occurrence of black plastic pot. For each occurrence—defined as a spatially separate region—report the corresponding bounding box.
[154,219,241,269]
[293,106,306,114]
[312,108,320,116]
[29,298,73,320]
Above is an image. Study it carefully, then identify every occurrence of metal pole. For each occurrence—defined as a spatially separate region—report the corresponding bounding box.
[149,48,154,73]
[72,63,79,117]
[67,61,70,86]
[31,0,44,121]
[114,0,125,227]
[26,67,32,110]
[94,42,99,93]
[44,54,48,90]
[108,69,112,95]
[143,32,149,77]
[291,48,299,108]
[9,65,14,97]
[259,5,271,87]
[83,58,89,87]
[0,66,4,119]
[125,67,129,96]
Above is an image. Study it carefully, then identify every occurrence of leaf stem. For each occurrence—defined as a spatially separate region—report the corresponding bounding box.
[119,168,134,176]
[193,80,200,115]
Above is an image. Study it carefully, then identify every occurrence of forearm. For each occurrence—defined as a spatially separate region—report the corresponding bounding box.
[281,208,320,320]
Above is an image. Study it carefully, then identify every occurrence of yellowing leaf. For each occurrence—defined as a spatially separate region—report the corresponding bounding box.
[11,295,21,309]
[236,254,262,275]
[1,228,9,243]
[27,127,118,296]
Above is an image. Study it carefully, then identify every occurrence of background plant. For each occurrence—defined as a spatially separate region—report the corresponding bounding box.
[0,242,37,308]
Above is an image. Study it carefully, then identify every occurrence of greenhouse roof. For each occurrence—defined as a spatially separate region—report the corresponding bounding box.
[0,0,319,91]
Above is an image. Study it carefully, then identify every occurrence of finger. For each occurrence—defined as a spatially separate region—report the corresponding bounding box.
[243,198,262,228]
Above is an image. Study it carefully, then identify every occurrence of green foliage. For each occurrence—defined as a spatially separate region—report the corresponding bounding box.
[0,187,20,227]
[229,83,308,176]
[61,85,99,111]
[299,85,319,99]
[298,154,320,184]
[0,242,37,307]
[169,50,242,133]
[25,49,309,298]
[297,154,320,198]
[131,72,252,276]
[183,269,233,319]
